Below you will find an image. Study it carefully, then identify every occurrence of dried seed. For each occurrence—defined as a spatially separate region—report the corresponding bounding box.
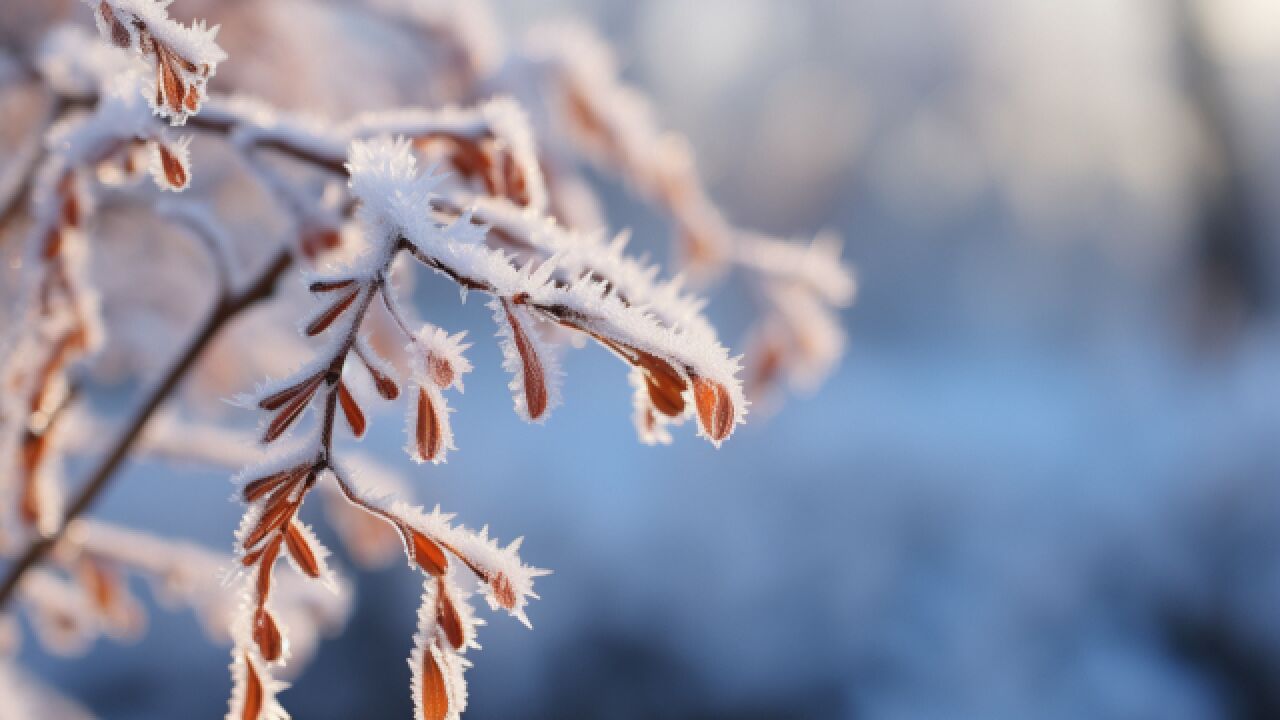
[337,381,366,438]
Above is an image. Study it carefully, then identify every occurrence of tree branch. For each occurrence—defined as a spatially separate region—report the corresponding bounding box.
[0,246,293,609]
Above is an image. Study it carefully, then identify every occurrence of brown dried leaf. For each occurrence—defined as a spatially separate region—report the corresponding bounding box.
[241,652,263,720]
[364,359,400,400]
[137,25,154,56]
[415,387,443,462]
[241,546,265,567]
[419,643,452,720]
[253,609,283,663]
[616,349,686,417]
[436,580,465,650]
[258,372,323,411]
[156,48,185,115]
[305,288,360,336]
[491,572,517,612]
[427,354,455,390]
[644,371,683,417]
[409,528,448,576]
[172,51,199,74]
[243,500,294,552]
[158,144,188,189]
[255,542,281,603]
[263,382,318,443]
[556,317,689,418]
[242,466,304,504]
[98,2,131,48]
[338,380,367,438]
[692,375,734,443]
[284,522,321,578]
[502,300,548,420]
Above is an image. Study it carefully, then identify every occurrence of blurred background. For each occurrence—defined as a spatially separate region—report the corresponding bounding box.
[6,0,1280,718]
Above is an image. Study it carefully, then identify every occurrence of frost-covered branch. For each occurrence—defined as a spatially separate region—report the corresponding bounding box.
[375,3,855,407]
[0,245,294,612]
[17,518,349,663]
[0,2,851,718]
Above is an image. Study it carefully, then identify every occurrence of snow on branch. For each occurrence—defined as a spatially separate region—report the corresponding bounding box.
[526,22,734,273]
[351,137,746,444]
[10,516,350,679]
[88,0,226,125]
[224,127,745,718]
[227,98,547,212]
[515,18,855,403]
[220,141,514,719]
[0,61,219,540]
[0,2,850,718]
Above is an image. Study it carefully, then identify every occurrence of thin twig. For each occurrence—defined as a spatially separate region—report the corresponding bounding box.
[0,247,293,609]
